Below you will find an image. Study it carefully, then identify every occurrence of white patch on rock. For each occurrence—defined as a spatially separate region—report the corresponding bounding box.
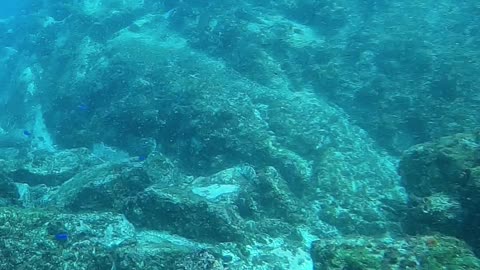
[191,184,239,202]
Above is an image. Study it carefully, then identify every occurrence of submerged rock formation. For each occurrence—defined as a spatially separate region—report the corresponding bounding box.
[311,235,480,269]
[0,0,479,269]
[399,131,480,253]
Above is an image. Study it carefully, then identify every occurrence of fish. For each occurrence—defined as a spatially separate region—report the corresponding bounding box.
[77,104,89,111]
[54,233,68,242]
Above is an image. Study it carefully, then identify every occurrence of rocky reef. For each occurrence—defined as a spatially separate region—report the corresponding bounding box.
[0,0,479,269]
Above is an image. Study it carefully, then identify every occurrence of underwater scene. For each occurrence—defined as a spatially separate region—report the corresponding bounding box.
[1,0,480,269]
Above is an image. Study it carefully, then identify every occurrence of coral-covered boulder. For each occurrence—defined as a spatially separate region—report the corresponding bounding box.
[399,132,480,251]
[311,235,480,270]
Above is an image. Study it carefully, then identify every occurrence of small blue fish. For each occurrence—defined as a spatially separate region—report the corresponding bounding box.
[138,155,147,162]
[77,104,89,111]
[23,130,32,137]
[54,233,68,242]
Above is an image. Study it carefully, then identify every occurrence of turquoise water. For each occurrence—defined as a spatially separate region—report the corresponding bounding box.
[0,0,25,18]
[0,1,479,269]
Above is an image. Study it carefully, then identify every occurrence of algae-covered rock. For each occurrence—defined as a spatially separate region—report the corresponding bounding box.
[0,207,228,270]
[311,235,480,270]
[3,0,480,269]
[0,148,99,186]
[124,185,245,243]
[399,132,480,198]
[0,173,18,206]
[399,132,480,250]
[251,166,305,223]
[51,161,153,211]
[51,161,248,243]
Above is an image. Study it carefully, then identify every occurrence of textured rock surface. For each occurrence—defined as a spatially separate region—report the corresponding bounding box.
[164,0,480,154]
[124,185,246,243]
[0,0,479,268]
[311,235,480,270]
[51,162,153,211]
[0,207,228,270]
[0,173,18,206]
[0,148,98,186]
[399,132,480,252]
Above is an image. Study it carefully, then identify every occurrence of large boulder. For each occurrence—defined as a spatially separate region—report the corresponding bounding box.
[311,235,480,270]
[51,160,153,211]
[399,131,480,251]
[124,186,245,243]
